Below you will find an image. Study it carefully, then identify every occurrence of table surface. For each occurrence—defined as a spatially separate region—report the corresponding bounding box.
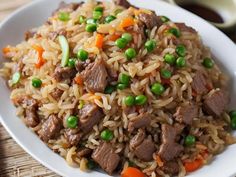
[0,0,236,177]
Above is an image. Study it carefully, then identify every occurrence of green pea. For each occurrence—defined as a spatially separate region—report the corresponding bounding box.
[67,58,76,68]
[85,24,97,32]
[164,53,176,65]
[66,116,78,128]
[119,73,130,85]
[161,69,172,79]
[77,49,88,61]
[160,16,170,23]
[145,40,156,52]
[87,159,96,169]
[125,48,136,60]
[94,6,103,12]
[12,72,21,84]
[58,12,70,21]
[184,135,196,146]
[176,57,186,68]
[78,16,86,24]
[32,78,42,88]
[117,83,128,90]
[168,28,181,38]
[93,10,103,20]
[151,83,165,95]
[115,38,128,49]
[176,44,186,57]
[100,129,114,141]
[202,57,214,69]
[86,18,97,24]
[229,110,236,119]
[105,15,116,23]
[231,116,236,130]
[122,33,133,42]
[135,95,147,105]
[124,96,135,106]
[104,85,116,94]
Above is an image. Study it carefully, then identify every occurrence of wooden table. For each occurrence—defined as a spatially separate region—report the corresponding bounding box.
[0,1,235,177]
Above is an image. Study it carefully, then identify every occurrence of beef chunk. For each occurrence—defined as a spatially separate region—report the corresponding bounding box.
[128,112,151,132]
[77,147,92,158]
[38,114,62,142]
[158,124,184,161]
[14,96,39,128]
[81,59,108,93]
[92,142,120,175]
[106,66,118,82]
[113,0,132,8]
[53,66,77,82]
[203,90,229,117]
[161,161,179,175]
[64,128,82,146]
[25,29,36,41]
[191,71,208,94]
[174,103,198,125]
[50,88,64,101]
[75,60,91,72]
[130,129,145,149]
[48,29,67,41]
[79,104,104,133]
[138,12,163,29]
[175,23,197,33]
[52,2,83,15]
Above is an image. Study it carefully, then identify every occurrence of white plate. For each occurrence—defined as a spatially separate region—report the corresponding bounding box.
[0,0,236,177]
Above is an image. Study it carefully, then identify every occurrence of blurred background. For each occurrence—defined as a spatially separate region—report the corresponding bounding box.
[0,0,235,177]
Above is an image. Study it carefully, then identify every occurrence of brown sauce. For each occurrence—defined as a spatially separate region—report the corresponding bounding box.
[180,3,224,23]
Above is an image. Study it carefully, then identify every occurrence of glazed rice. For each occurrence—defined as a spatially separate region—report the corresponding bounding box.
[1,0,235,176]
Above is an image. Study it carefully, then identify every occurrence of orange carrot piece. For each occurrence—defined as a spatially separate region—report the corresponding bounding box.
[109,34,120,41]
[2,47,10,54]
[95,33,104,48]
[121,167,146,177]
[184,159,203,173]
[32,45,45,68]
[74,75,83,85]
[120,17,135,29]
[156,155,164,167]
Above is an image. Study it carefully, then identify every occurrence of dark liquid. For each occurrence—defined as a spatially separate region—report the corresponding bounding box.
[180,3,224,23]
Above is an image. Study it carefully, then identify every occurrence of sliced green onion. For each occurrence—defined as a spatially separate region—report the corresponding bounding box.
[58,35,69,67]
[58,12,70,21]
[12,72,21,84]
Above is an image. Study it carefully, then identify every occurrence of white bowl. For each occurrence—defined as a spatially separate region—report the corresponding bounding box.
[0,0,236,177]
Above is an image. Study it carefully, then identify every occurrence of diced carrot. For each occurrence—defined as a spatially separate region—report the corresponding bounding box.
[2,47,10,54]
[184,158,203,173]
[95,33,104,49]
[121,167,146,177]
[156,155,164,167]
[32,45,45,68]
[109,34,120,41]
[120,17,135,29]
[74,75,83,85]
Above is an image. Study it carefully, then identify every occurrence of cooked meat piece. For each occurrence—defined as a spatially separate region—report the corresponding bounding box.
[38,114,62,142]
[79,104,104,133]
[174,103,198,125]
[77,147,92,158]
[158,142,183,161]
[158,124,184,161]
[106,66,118,82]
[128,112,151,132]
[50,88,64,101]
[48,29,67,41]
[130,129,145,150]
[191,71,208,94]
[25,29,36,41]
[14,96,40,128]
[113,0,132,8]
[92,142,120,175]
[134,139,156,161]
[75,60,91,72]
[138,12,163,29]
[175,23,197,33]
[81,59,108,93]
[123,106,136,115]
[203,90,229,117]
[64,128,82,146]
[52,2,83,15]
[161,161,179,175]
[53,66,77,82]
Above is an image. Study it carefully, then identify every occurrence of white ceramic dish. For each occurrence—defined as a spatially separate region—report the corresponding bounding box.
[0,0,236,177]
